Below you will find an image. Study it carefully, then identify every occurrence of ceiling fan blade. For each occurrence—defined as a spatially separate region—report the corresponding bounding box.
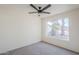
[41,4,51,12]
[42,12,50,14]
[28,12,38,14]
[30,4,38,11]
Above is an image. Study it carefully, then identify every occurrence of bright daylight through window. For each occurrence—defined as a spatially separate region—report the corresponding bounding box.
[47,18,69,41]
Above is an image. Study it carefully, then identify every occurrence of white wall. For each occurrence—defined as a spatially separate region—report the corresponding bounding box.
[0,5,41,53]
[42,8,79,52]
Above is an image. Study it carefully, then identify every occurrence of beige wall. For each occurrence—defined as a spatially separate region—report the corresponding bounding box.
[42,8,79,52]
[0,5,41,53]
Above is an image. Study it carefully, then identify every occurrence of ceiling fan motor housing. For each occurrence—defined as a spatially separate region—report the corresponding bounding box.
[38,7,41,10]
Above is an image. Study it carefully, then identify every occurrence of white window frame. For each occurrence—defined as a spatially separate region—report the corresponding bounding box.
[46,17,69,41]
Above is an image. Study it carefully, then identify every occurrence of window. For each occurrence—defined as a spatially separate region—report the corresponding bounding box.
[47,18,69,40]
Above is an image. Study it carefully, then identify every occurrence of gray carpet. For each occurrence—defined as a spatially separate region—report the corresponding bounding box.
[1,41,78,55]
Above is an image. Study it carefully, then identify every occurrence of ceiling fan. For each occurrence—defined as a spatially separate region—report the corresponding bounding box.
[29,4,51,15]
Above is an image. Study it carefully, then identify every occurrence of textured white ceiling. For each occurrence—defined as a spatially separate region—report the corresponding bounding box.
[1,4,79,18]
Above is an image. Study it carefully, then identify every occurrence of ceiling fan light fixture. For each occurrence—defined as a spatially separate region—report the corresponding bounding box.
[29,4,51,15]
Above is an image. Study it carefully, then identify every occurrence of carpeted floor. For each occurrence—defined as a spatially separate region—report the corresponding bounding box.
[1,41,78,55]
